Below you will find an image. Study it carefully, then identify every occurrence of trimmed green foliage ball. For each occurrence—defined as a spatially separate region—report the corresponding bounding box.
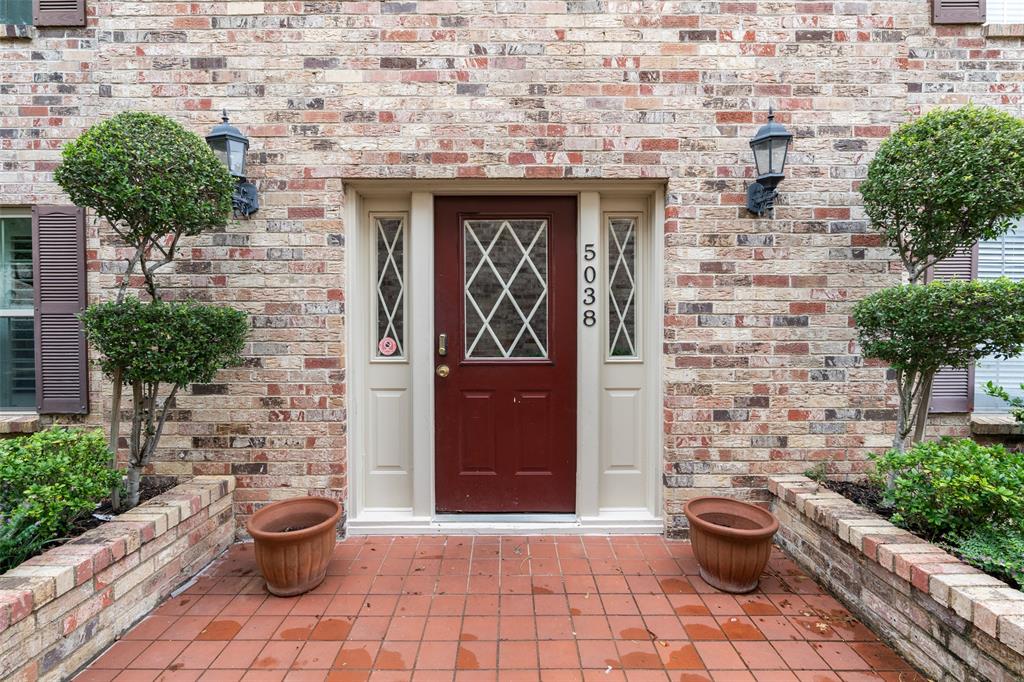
[54,111,235,247]
[853,278,1024,374]
[860,105,1024,279]
[80,297,249,388]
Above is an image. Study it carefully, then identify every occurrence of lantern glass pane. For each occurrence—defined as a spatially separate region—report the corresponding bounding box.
[208,137,229,169]
[753,142,770,178]
[227,139,246,176]
[770,137,790,175]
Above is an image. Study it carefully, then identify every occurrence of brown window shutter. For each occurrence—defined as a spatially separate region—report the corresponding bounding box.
[32,205,88,414]
[933,0,985,24]
[927,244,979,413]
[33,0,86,27]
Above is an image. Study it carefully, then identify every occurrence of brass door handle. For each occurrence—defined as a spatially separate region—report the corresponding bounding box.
[436,364,450,378]
[438,333,447,356]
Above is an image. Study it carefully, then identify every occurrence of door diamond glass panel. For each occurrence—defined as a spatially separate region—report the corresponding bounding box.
[375,216,405,357]
[464,219,548,359]
[608,216,637,357]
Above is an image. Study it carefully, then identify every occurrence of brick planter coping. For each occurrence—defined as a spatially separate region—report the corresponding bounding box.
[0,475,235,682]
[769,475,1024,670]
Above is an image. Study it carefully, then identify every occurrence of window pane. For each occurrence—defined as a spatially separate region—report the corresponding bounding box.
[375,216,405,357]
[464,219,548,359]
[0,0,33,25]
[0,317,35,409]
[976,220,1024,411]
[608,217,637,357]
[1,217,32,309]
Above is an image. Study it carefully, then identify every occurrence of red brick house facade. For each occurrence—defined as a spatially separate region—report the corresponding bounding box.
[1,0,1017,535]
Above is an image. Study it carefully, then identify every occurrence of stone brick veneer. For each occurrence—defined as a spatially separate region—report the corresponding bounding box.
[0,476,235,682]
[769,475,1024,682]
[7,1,1017,532]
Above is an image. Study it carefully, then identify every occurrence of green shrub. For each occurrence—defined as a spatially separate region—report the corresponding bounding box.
[0,427,122,544]
[950,525,1024,590]
[0,507,51,573]
[871,438,1024,539]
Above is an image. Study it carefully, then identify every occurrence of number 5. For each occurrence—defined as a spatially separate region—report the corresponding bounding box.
[584,244,596,262]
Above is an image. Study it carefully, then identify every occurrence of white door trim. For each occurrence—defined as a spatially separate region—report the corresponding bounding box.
[345,184,665,535]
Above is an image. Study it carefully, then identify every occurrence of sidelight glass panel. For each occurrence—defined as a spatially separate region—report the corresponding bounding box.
[608,216,637,358]
[1,215,35,409]
[374,216,405,358]
[464,219,548,359]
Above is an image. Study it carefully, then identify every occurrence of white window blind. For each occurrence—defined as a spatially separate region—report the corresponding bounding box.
[975,220,1024,412]
[986,0,1024,24]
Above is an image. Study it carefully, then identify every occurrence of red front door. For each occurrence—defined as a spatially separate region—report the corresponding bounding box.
[434,196,577,513]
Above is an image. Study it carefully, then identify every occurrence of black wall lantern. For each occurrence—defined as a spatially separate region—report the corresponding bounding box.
[746,108,793,216]
[206,110,259,218]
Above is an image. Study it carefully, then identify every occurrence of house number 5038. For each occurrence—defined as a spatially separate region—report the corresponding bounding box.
[582,243,597,327]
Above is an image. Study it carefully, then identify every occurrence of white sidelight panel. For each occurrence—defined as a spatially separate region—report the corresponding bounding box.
[594,201,655,515]
[349,195,415,517]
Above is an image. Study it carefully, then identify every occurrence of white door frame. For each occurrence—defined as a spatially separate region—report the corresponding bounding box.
[345,180,665,535]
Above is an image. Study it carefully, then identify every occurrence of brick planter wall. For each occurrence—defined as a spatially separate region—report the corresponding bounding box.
[769,475,1024,682]
[0,476,235,682]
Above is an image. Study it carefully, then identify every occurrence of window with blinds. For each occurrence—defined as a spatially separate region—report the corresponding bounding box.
[976,220,1024,412]
[0,213,36,410]
[986,0,1024,23]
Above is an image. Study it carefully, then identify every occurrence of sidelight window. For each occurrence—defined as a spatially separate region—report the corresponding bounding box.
[607,215,638,358]
[374,215,405,358]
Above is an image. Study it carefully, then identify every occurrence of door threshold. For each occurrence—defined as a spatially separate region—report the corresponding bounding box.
[346,510,664,536]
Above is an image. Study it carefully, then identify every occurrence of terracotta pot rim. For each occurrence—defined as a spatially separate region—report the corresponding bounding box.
[246,496,343,542]
[683,496,780,540]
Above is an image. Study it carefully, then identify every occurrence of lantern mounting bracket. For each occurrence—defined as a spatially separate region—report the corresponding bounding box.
[746,181,778,216]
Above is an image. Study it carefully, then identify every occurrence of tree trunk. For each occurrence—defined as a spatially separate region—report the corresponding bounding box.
[108,367,123,512]
[911,372,935,444]
[126,466,141,509]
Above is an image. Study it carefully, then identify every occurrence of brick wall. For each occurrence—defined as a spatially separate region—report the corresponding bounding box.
[770,475,1024,682]
[2,1,1021,532]
[0,476,235,682]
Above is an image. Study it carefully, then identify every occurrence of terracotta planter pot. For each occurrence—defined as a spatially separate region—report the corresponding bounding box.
[684,496,779,594]
[246,496,342,597]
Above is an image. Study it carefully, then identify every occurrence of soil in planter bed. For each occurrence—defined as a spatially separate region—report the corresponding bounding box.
[822,479,892,518]
[66,478,177,538]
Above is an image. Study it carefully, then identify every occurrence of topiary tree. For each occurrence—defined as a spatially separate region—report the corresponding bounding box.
[856,105,1024,453]
[55,112,246,509]
[853,279,1024,452]
[860,105,1024,283]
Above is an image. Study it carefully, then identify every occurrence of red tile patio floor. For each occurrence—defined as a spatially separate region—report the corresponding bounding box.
[75,536,925,682]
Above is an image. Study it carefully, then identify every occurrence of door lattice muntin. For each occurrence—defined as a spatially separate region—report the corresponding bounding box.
[608,216,637,357]
[463,219,549,359]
